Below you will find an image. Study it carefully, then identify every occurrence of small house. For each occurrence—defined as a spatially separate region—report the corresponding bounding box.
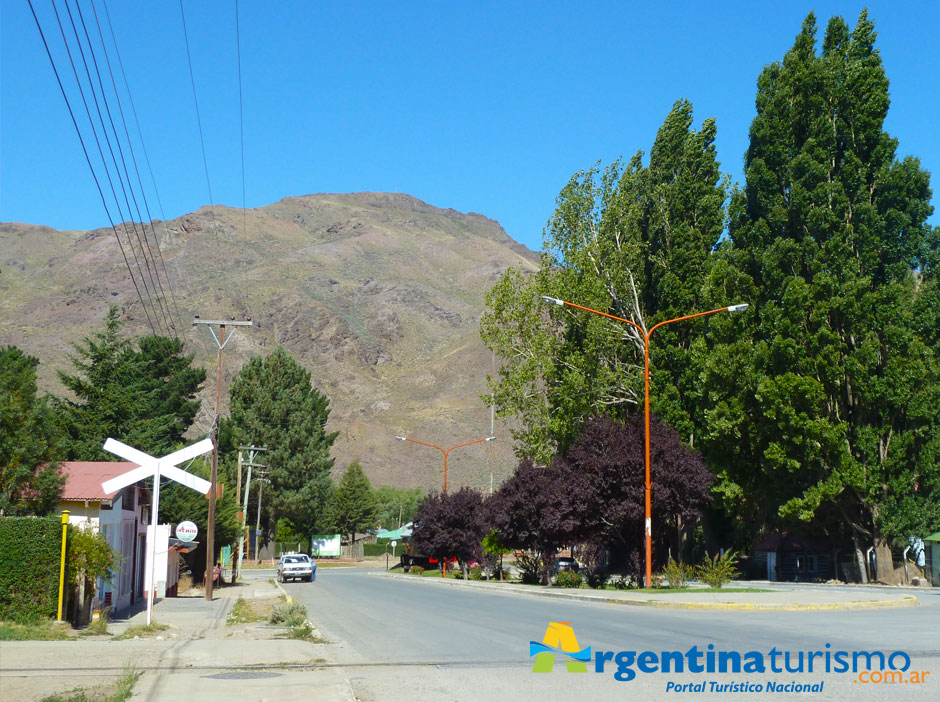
[59,461,150,613]
[751,531,833,582]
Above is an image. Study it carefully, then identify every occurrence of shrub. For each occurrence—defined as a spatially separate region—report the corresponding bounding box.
[270,602,307,627]
[516,552,542,585]
[608,576,638,590]
[469,566,483,581]
[363,542,404,557]
[661,559,691,589]
[584,569,609,589]
[553,570,583,588]
[84,608,110,636]
[696,551,739,589]
[408,566,425,576]
[0,516,61,623]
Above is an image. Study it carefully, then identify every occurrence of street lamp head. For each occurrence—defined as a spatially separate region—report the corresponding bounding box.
[727,303,749,313]
[485,436,496,442]
[540,295,565,307]
[395,436,406,441]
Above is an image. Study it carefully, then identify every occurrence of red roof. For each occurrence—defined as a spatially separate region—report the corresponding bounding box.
[60,461,140,501]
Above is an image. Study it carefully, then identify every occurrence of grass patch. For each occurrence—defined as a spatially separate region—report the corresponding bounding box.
[0,620,73,641]
[40,665,139,702]
[227,595,278,625]
[269,602,328,643]
[113,621,169,640]
[81,611,111,637]
[269,602,307,627]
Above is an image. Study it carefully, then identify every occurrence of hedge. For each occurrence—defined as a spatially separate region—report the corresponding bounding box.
[363,542,405,557]
[0,516,62,623]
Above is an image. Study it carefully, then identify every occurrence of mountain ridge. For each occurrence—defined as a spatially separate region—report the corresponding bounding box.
[0,192,539,491]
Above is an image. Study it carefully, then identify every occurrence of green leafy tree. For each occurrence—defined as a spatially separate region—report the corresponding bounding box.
[704,11,940,581]
[222,346,338,544]
[57,306,205,459]
[481,100,729,463]
[332,461,378,551]
[0,346,65,515]
[373,486,423,530]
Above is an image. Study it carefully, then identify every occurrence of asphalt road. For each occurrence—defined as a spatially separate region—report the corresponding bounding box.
[271,569,940,702]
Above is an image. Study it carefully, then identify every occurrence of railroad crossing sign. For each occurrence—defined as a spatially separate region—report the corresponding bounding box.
[101,438,214,625]
[101,439,213,495]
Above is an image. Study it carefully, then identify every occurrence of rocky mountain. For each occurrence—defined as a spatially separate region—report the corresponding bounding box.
[0,192,539,491]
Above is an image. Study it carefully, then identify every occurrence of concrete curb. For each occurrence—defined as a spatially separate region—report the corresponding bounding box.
[375,572,920,611]
[274,578,293,603]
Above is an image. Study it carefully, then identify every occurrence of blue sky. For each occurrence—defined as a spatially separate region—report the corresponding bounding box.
[2,1,938,253]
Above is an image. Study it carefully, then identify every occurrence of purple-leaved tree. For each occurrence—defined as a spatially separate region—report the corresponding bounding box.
[561,415,714,573]
[411,487,486,579]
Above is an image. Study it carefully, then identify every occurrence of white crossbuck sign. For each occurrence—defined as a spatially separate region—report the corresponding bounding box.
[101,437,214,624]
[101,438,214,495]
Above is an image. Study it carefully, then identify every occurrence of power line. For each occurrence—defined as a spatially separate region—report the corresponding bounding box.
[52,0,168,334]
[68,0,175,336]
[178,0,217,229]
[100,0,186,334]
[89,0,183,334]
[28,0,156,335]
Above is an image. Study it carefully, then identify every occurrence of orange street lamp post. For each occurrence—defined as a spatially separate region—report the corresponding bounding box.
[395,435,496,495]
[541,296,748,588]
[395,435,496,577]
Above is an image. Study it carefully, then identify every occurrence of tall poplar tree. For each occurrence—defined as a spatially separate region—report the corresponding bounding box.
[704,12,940,581]
[481,100,729,463]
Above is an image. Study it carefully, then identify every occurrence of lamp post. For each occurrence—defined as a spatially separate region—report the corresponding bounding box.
[395,435,496,578]
[394,435,496,495]
[541,296,747,587]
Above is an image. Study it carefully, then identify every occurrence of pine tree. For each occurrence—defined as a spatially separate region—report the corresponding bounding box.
[0,346,65,515]
[332,461,378,553]
[57,306,205,459]
[222,346,338,544]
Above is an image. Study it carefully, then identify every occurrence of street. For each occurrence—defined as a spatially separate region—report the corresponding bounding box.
[272,568,940,701]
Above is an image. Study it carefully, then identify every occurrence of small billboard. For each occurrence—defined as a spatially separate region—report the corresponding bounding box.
[310,534,341,558]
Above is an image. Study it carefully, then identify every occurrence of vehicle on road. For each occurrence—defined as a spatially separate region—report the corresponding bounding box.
[277,553,315,582]
[553,557,580,574]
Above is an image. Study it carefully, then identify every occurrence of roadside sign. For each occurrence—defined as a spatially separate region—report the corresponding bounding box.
[176,521,198,542]
[101,437,214,626]
[391,540,398,548]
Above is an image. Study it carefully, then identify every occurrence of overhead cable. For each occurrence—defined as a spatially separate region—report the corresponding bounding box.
[67,0,174,335]
[100,0,186,334]
[90,0,184,334]
[27,0,156,335]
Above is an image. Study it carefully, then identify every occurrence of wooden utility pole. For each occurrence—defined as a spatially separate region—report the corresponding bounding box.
[254,470,269,564]
[193,316,252,600]
[236,446,266,580]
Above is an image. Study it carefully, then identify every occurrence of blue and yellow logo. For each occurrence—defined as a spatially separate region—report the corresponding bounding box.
[530,622,591,673]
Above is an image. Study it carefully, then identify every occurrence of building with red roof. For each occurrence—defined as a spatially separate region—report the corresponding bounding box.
[58,462,150,614]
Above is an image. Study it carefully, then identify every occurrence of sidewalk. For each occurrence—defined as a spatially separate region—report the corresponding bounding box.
[0,579,355,702]
[377,572,921,610]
